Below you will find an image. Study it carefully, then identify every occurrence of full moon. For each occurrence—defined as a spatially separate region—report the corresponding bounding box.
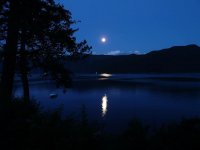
[101,37,107,43]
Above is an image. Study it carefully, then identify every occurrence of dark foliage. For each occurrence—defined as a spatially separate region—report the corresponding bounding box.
[0,0,91,101]
[1,100,200,150]
[0,100,102,150]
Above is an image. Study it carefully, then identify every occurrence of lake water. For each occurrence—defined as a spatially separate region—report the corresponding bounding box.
[14,74,200,133]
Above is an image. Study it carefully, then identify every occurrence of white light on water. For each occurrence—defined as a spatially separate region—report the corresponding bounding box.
[100,73,112,78]
[102,94,108,117]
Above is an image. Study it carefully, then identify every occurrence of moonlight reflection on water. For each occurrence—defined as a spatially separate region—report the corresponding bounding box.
[102,94,108,117]
[100,73,112,78]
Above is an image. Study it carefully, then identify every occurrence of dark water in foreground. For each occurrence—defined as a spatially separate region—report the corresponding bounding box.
[14,74,200,133]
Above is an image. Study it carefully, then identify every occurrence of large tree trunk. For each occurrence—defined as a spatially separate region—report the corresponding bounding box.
[20,68,30,103]
[20,35,30,103]
[0,0,19,103]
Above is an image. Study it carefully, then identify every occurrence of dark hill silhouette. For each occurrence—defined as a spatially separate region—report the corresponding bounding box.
[66,44,200,73]
[1,44,200,74]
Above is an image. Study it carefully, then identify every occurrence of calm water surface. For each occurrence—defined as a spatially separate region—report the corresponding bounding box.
[15,74,200,133]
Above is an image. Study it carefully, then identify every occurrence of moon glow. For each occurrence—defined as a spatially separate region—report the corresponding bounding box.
[101,37,107,43]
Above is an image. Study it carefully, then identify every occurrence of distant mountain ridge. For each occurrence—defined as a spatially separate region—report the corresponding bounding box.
[66,44,200,73]
[1,44,200,74]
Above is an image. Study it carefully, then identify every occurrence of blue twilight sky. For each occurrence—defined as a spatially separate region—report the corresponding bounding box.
[56,0,200,55]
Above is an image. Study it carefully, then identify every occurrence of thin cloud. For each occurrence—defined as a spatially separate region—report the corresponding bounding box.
[107,50,121,55]
[134,50,141,54]
[129,50,143,55]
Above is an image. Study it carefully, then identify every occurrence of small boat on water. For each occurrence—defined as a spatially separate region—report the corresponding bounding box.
[49,93,58,99]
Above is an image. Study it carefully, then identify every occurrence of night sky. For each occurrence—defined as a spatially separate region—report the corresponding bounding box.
[56,0,200,55]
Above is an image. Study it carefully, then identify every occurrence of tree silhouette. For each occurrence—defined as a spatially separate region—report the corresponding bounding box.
[0,0,91,102]
[0,0,19,104]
